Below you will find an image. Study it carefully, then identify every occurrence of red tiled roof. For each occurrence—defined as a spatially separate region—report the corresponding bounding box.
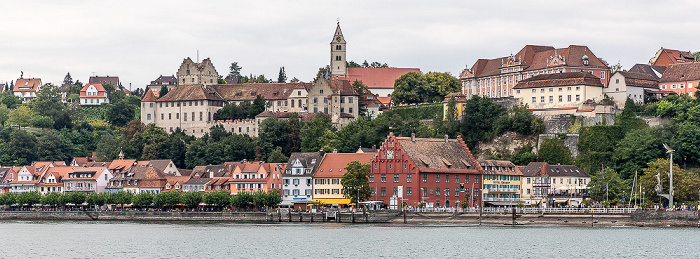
[659,62,700,83]
[157,85,224,102]
[345,68,421,89]
[79,84,107,98]
[109,159,137,172]
[478,160,521,176]
[513,72,603,89]
[393,134,480,174]
[14,78,42,92]
[314,153,374,178]
[212,83,304,101]
[141,89,157,102]
[326,80,358,96]
[376,97,392,105]
[463,45,608,79]
[616,71,659,88]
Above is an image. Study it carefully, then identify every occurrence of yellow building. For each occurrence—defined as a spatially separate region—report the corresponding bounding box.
[312,152,374,207]
[480,160,523,206]
[442,92,468,121]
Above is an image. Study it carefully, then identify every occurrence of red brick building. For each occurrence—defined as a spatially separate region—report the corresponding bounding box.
[649,48,696,68]
[369,133,482,209]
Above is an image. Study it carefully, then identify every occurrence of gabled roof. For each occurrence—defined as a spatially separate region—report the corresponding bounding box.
[165,175,191,186]
[659,62,700,83]
[141,89,157,102]
[147,160,175,173]
[63,167,109,180]
[184,177,212,185]
[283,152,322,176]
[393,134,480,173]
[463,45,608,79]
[157,85,224,102]
[345,68,421,89]
[80,83,107,98]
[520,162,589,178]
[650,48,696,67]
[325,80,358,96]
[629,64,665,79]
[615,71,659,88]
[212,83,304,101]
[89,76,119,87]
[148,75,177,86]
[513,72,603,89]
[14,78,42,92]
[109,165,168,188]
[109,159,137,172]
[191,165,227,178]
[314,153,374,178]
[478,160,521,176]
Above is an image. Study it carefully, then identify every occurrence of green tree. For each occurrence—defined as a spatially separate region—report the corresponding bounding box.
[158,86,169,98]
[0,92,21,108]
[9,129,37,165]
[85,192,106,207]
[257,117,290,160]
[538,138,573,165]
[510,144,537,166]
[613,126,671,180]
[106,101,136,127]
[65,192,87,205]
[576,125,624,176]
[0,104,10,125]
[204,191,231,208]
[181,191,203,209]
[16,191,41,206]
[459,95,505,147]
[263,190,282,208]
[131,192,153,208]
[278,66,287,83]
[351,80,369,116]
[112,191,134,209]
[340,161,371,204]
[31,115,54,129]
[391,72,422,104]
[41,192,62,206]
[266,146,289,163]
[229,62,242,79]
[0,192,17,206]
[231,191,253,210]
[587,167,626,205]
[36,131,66,162]
[153,191,181,209]
[640,158,700,206]
[7,105,33,127]
[300,113,334,152]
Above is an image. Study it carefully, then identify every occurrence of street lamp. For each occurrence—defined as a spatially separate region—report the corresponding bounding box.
[663,143,674,209]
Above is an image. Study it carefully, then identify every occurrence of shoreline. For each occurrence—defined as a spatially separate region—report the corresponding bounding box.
[0,210,698,227]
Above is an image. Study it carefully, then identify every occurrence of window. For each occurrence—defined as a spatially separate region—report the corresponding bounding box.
[423,174,427,182]
[445,188,450,197]
[576,86,580,91]
[381,174,386,183]
[147,114,151,120]
[516,90,520,94]
[567,95,572,102]
[532,89,536,93]
[680,84,685,89]
[455,188,460,197]
[475,176,479,183]
[465,175,469,183]
[406,187,412,196]
[393,187,398,196]
[394,174,399,183]
[527,178,531,184]
[549,88,553,92]
[549,96,553,102]
[380,187,386,196]
[600,71,605,79]
[435,188,440,196]
[407,174,412,183]
[540,89,545,93]
[369,174,374,183]
[436,174,440,183]
[576,95,580,101]
[559,95,563,102]
[540,96,545,103]
[455,175,459,183]
[567,87,572,91]
[532,97,536,103]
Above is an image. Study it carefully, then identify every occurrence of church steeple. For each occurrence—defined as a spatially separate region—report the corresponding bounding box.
[330,21,347,78]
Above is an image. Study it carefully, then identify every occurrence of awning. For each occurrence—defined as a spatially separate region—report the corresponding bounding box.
[553,198,569,203]
[486,201,522,206]
[312,198,352,205]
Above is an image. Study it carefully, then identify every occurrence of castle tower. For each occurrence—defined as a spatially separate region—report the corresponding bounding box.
[330,22,347,79]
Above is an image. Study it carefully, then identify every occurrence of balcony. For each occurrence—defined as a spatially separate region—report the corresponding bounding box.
[487,187,519,193]
[484,197,520,202]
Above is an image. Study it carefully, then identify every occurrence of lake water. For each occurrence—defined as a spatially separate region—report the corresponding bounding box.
[1,221,698,258]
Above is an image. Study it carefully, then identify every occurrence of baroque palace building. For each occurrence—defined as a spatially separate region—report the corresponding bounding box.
[460,45,610,99]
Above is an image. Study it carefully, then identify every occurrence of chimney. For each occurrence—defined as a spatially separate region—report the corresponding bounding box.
[444,134,449,143]
[319,149,325,157]
[372,145,376,152]
[333,149,337,153]
[411,133,415,142]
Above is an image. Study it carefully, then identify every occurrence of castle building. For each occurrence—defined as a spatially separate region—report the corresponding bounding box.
[176,58,219,87]
[460,45,610,99]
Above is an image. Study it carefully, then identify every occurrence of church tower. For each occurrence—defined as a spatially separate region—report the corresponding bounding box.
[330,22,347,79]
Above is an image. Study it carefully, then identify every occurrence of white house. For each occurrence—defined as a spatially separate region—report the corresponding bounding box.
[80,83,110,105]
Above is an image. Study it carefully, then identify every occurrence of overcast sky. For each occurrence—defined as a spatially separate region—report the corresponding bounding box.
[0,0,698,90]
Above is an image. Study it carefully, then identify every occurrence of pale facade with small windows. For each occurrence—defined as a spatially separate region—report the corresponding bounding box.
[604,71,660,107]
[513,72,604,114]
[306,79,359,127]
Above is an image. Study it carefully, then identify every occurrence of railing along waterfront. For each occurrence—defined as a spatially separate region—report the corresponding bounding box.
[408,207,642,214]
